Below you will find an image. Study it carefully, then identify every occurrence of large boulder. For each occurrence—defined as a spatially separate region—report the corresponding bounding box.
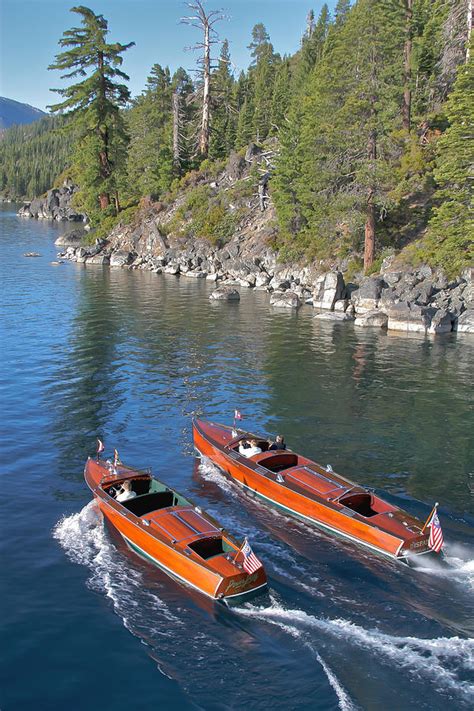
[54,227,89,247]
[110,251,134,267]
[270,291,301,309]
[354,310,388,328]
[209,286,240,301]
[427,309,454,334]
[386,301,430,333]
[312,271,345,310]
[86,254,110,265]
[351,277,385,313]
[255,272,271,289]
[456,309,474,334]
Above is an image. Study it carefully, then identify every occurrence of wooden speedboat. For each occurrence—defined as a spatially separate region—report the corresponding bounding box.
[84,454,268,603]
[193,418,437,563]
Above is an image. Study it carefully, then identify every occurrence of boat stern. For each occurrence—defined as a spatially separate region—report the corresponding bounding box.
[215,566,268,605]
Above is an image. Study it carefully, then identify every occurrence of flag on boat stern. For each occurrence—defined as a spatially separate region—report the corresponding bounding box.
[234,409,242,420]
[96,439,105,456]
[428,510,444,553]
[240,538,262,574]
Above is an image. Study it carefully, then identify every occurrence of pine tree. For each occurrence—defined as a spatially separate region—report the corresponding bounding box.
[276,0,405,269]
[424,45,474,274]
[248,23,271,65]
[126,64,175,200]
[334,0,352,26]
[209,39,235,158]
[48,6,134,220]
[270,59,291,134]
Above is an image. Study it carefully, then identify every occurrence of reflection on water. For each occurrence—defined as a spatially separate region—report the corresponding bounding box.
[1,204,473,710]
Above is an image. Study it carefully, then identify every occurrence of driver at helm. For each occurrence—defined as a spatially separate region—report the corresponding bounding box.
[116,480,137,503]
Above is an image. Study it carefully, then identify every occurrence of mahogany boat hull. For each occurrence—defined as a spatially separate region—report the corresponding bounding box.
[193,419,433,563]
[84,457,268,604]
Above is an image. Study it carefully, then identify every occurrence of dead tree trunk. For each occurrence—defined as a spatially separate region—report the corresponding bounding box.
[181,2,224,159]
[172,90,181,168]
[402,0,413,132]
[467,0,472,62]
[200,20,210,156]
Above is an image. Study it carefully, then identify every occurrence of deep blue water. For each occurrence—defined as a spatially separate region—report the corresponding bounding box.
[1,202,473,710]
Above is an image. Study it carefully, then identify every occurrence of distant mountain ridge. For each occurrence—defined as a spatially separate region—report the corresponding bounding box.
[0,97,46,130]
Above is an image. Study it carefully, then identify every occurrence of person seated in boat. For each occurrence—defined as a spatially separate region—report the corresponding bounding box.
[269,435,286,451]
[239,439,262,457]
[115,480,137,503]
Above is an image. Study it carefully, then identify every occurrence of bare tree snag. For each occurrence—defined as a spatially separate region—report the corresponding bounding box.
[172,90,181,167]
[181,1,225,158]
[402,0,413,132]
[467,0,472,62]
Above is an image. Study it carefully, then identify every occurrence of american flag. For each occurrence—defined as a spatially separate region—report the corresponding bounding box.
[96,439,105,455]
[240,538,262,574]
[234,409,243,420]
[113,448,122,467]
[428,510,444,553]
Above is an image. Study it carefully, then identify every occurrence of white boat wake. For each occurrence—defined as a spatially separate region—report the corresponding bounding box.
[238,597,474,706]
[412,542,474,591]
[52,502,181,636]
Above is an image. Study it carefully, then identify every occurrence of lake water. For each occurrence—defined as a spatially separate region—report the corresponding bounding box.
[1,202,473,710]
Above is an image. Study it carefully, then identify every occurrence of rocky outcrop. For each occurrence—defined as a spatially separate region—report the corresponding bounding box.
[54,226,89,247]
[18,184,86,222]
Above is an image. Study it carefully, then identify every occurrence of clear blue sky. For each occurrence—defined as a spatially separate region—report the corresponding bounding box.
[0,0,336,111]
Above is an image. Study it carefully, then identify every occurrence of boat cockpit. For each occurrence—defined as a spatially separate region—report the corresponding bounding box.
[104,477,189,516]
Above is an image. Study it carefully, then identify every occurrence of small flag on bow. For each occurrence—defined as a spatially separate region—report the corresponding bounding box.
[240,538,262,575]
[428,509,444,553]
[234,409,242,421]
[96,439,105,458]
[113,449,121,467]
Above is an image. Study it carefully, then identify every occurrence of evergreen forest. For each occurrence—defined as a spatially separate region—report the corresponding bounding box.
[1,0,472,275]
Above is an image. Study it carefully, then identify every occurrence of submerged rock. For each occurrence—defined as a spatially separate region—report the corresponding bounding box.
[270,291,301,309]
[354,310,388,328]
[209,286,240,301]
[314,311,353,322]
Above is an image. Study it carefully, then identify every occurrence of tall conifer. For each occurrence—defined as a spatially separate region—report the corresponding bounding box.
[48,6,134,219]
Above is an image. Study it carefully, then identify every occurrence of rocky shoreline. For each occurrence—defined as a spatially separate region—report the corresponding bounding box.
[18,184,86,222]
[57,229,474,335]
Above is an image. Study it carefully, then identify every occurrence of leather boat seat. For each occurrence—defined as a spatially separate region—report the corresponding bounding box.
[121,491,175,516]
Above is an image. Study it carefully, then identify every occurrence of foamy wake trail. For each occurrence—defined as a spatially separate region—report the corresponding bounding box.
[414,543,474,591]
[53,502,181,633]
[198,458,236,495]
[238,600,474,704]
[242,593,356,710]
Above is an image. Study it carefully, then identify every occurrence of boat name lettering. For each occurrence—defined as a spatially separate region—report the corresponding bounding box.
[225,572,258,592]
[410,540,427,549]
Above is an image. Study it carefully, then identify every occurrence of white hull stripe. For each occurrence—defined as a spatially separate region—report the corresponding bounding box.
[121,532,265,601]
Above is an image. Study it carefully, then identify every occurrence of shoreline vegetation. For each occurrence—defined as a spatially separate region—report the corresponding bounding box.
[4,1,474,312]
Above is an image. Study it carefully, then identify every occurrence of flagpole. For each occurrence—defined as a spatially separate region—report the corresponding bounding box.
[234,537,246,563]
[422,502,439,533]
